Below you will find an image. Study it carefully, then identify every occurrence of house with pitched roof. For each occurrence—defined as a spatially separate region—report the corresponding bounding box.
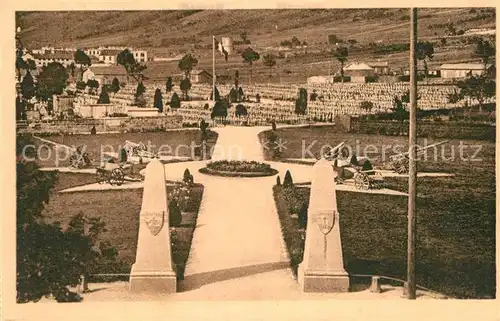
[440,63,491,79]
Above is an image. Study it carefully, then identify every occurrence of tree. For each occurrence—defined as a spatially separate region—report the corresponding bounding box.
[455,73,496,112]
[180,78,192,100]
[111,77,120,94]
[210,86,221,101]
[234,70,240,87]
[170,92,181,108]
[74,49,91,68]
[135,81,146,98]
[21,70,36,100]
[16,155,118,303]
[474,38,496,70]
[241,48,260,84]
[235,104,248,117]
[333,46,348,83]
[178,54,198,79]
[295,88,308,115]
[416,41,434,78]
[154,88,163,112]
[36,62,69,101]
[183,168,193,184]
[76,81,86,91]
[263,54,277,79]
[86,79,99,95]
[117,49,146,82]
[166,77,174,92]
[211,100,229,119]
[392,95,409,121]
[97,86,110,104]
[283,170,293,188]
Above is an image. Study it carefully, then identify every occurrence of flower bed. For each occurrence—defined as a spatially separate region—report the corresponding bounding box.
[199,160,278,177]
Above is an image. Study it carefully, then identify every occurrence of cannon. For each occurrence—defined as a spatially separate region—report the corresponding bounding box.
[95,159,143,186]
[325,141,385,190]
[386,140,449,174]
[69,146,93,169]
[123,140,155,161]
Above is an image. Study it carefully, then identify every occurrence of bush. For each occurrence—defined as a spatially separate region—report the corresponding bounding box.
[170,92,181,108]
[183,168,193,184]
[276,175,281,186]
[118,148,128,163]
[169,200,182,227]
[283,170,293,188]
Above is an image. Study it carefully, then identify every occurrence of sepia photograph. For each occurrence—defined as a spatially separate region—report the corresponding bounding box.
[3,5,498,320]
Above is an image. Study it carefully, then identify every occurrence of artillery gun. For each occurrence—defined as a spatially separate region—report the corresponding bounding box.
[123,140,156,162]
[69,146,93,169]
[325,141,385,190]
[386,140,449,174]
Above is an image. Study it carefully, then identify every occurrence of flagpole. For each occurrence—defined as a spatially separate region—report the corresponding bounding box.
[212,35,216,104]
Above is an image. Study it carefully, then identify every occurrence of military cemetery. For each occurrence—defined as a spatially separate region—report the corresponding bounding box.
[11,8,496,307]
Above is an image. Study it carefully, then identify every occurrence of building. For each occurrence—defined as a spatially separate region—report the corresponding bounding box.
[440,63,490,79]
[190,69,213,84]
[367,61,390,75]
[99,49,122,65]
[33,52,75,68]
[85,46,148,63]
[132,49,148,63]
[344,63,375,83]
[83,66,128,86]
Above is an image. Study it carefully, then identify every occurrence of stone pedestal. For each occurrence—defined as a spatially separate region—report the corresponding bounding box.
[129,159,177,293]
[298,159,349,293]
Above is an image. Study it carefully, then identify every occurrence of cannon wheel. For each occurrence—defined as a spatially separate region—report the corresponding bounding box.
[108,168,125,186]
[354,172,371,190]
[69,154,84,169]
[96,168,107,184]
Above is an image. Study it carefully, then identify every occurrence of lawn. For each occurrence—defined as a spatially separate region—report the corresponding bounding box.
[268,125,495,299]
[32,130,218,168]
[42,172,205,281]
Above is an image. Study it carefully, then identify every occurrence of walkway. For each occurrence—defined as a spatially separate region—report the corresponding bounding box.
[178,126,304,299]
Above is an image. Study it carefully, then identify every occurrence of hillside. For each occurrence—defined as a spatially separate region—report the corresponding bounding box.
[16,8,496,84]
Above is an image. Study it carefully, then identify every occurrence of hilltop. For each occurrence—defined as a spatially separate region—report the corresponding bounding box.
[16,8,496,83]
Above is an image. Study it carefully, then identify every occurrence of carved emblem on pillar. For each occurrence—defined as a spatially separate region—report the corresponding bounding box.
[317,209,336,236]
[143,211,164,236]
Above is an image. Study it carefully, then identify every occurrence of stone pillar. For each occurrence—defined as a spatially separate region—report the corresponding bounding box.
[298,158,349,292]
[129,159,177,293]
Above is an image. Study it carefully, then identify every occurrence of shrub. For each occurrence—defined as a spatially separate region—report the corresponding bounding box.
[276,175,281,186]
[169,200,182,227]
[283,170,293,188]
[271,121,277,131]
[118,148,128,163]
[183,168,193,184]
[170,92,181,108]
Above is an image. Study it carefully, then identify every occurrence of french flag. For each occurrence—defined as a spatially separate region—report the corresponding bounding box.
[213,36,228,62]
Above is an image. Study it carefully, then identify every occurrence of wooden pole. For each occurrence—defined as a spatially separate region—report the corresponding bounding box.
[407,7,418,300]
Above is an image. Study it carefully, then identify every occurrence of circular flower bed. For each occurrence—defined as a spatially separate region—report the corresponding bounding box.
[199,160,278,177]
